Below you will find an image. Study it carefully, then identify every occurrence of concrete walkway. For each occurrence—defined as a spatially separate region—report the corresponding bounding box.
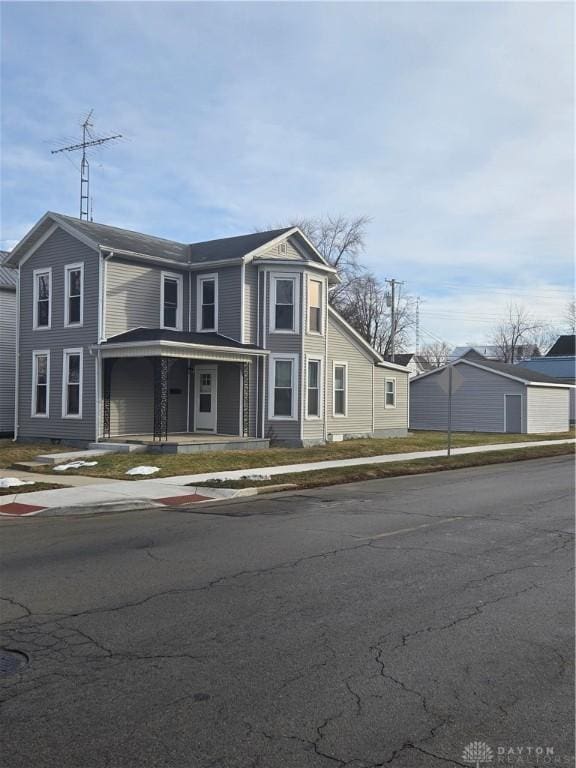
[0,438,573,517]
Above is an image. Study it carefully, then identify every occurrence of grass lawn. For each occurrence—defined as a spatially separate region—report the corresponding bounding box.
[4,428,573,480]
[0,482,65,497]
[198,442,575,491]
[0,439,69,469]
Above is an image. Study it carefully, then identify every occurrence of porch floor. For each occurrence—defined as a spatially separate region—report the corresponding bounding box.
[104,433,270,455]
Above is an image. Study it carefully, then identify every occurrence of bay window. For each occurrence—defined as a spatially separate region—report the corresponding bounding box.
[307,359,322,418]
[270,274,299,333]
[308,279,322,333]
[269,354,298,419]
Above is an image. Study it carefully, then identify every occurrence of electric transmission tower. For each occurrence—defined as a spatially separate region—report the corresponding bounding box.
[51,111,122,220]
[385,278,405,363]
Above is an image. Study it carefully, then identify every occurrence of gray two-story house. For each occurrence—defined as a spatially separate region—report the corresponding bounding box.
[7,212,409,449]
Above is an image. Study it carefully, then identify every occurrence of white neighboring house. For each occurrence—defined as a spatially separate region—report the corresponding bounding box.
[391,353,435,379]
[410,356,571,434]
[0,252,17,435]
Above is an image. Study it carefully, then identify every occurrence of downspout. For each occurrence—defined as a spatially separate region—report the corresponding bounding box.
[94,249,113,441]
[255,268,260,437]
[12,264,20,441]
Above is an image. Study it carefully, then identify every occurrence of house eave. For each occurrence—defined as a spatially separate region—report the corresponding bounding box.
[93,339,268,363]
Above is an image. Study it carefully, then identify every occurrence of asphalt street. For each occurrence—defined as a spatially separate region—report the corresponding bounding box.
[1,456,574,768]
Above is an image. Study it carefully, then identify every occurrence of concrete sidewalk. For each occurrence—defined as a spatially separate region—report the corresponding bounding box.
[0,438,573,517]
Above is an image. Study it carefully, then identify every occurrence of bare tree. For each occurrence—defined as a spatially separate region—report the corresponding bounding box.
[420,341,451,368]
[337,274,415,356]
[565,300,576,334]
[491,304,543,363]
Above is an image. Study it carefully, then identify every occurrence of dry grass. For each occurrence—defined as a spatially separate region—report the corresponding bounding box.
[0,482,65,497]
[199,442,575,491]
[0,439,68,469]
[1,429,573,480]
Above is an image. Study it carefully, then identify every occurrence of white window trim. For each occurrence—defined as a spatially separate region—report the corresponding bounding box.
[306,276,323,336]
[269,272,300,334]
[332,360,348,418]
[160,271,184,331]
[384,376,397,409]
[62,348,84,419]
[268,353,299,421]
[64,262,84,328]
[305,356,323,420]
[31,350,50,418]
[196,273,219,332]
[33,267,52,330]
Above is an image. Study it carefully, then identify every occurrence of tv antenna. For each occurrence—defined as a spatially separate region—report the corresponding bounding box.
[51,110,122,220]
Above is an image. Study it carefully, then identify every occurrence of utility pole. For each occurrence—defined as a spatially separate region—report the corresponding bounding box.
[51,111,122,220]
[415,296,421,355]
[385,278,404,363]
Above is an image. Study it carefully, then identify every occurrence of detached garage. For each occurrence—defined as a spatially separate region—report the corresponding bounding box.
[410,357,572,434]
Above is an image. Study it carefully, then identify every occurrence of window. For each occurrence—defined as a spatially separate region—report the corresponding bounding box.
[385,378,396,408]
[270,274,299,333]
[64,263,84,326]
[161,272,183,330]
[269,354,298,419]
[307,359,322,418]
[308,279,322,334]
[32,351,50,417]
[197,274,218,332]
[33,268,52,329]
[333,362,347,417]
[62,349,83,418]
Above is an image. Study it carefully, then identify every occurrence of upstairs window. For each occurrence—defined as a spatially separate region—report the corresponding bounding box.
[308,279,322,333]
[197,274,218,332]
[385,378,396,408]
[62,349,83,418]
[333,362,347,417]
[161,272,183,330]
[65,263,84,326]
[32,351,50,416]
[33,268,52,329]
[271,274,299,333]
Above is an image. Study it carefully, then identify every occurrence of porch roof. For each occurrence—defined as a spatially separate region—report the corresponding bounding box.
[95,327,267,363]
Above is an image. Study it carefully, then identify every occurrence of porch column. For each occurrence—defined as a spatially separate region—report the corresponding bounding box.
[153,357,169,441]
[102,358,115,439]
[242,362,250,437]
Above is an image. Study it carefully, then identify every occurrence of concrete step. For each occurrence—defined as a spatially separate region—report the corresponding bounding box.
[34,449,111,465]
[88,443,147,454]
[12,461,52,470]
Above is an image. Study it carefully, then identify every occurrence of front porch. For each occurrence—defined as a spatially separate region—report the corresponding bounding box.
[103,433,269,454]
[96,328,268,449]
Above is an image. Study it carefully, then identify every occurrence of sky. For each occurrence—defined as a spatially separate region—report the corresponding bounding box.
[1,0,574,347]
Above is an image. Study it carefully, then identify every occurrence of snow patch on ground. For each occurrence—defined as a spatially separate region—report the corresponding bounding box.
[0,477,36,488]
[125,466,160,476]
[53,461,99,472]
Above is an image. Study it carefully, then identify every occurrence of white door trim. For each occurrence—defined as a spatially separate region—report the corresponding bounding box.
[194,365,218,432]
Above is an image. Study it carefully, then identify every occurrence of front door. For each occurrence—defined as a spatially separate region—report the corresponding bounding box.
[505,394,522,433]
[194,366,217,432]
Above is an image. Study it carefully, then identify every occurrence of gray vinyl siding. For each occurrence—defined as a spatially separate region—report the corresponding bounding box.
[17,227,99,441]
[217,363,241,435]
[215,266,242,341]
[326,313,373,437]
[410,364,526,433]
[302,273,328,441]
[260,239,304,262]
[0,287,16,432]
[108,358,154,436]
[105,257,190,338]
[526,387,570,433]
[373,367,409,431]
[263,270,302,442]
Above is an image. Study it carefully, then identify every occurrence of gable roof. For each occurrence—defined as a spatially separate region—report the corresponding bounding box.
[6,212,332,273]
[0,251,16,291]
[413,356,572,387]
[546,335,575,357]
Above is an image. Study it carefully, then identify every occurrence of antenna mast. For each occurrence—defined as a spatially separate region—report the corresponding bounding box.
[51,111,122,220]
